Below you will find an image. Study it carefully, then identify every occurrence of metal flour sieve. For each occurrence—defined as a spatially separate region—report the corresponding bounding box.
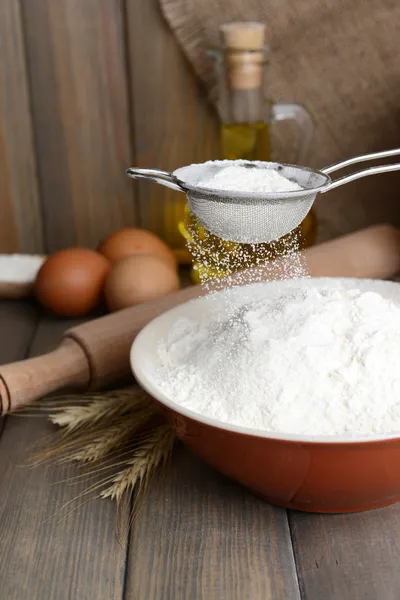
[126,148,400,244]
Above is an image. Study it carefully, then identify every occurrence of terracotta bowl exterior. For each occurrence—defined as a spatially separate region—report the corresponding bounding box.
[155,402,400,512]
[131,278,400,513]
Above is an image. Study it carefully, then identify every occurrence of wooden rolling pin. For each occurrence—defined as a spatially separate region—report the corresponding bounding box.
[1,224,400,415]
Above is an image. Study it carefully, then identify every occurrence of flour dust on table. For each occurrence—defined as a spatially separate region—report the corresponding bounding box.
[157,282,400,436]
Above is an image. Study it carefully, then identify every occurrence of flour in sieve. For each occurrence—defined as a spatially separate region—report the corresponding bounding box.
[197,164,303,193]
[157,284,400,436]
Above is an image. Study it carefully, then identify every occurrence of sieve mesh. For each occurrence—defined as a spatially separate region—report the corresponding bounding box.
[187,190,316,243]
[174,161,329,243]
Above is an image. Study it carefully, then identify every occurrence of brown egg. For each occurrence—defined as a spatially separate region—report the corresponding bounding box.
[34,248,111,317]
[98,227,177,270]
[104,254,180,312]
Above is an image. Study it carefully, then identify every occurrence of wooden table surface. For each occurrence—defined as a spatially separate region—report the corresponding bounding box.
[1,300,400,600]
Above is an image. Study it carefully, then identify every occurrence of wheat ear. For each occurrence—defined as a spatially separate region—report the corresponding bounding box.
[101,425,176,503]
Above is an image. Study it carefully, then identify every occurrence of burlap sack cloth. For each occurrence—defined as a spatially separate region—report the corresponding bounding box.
[159,0,400,241]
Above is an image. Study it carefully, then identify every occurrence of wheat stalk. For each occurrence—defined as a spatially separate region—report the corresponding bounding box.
[48,387,151,431]
[101,425,176,503]
[71,408,155,463]
[30,395,157,466]
[26,386,178,527]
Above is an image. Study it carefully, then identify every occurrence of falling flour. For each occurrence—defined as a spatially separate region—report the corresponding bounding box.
[183,161,307,287]
[157,283,400,437]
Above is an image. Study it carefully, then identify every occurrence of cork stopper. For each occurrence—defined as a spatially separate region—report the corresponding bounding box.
[220,22,265,51]
[220,22,265,90]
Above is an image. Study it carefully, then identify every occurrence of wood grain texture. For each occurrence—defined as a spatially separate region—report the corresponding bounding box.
[0,0,43,253]
[0,315,128,600]
[0,301,38,434]
[290,507,400,600]
[126,0,220,249]
[126,446,300,600]
[0,303,38,366]
[21,0,136,252]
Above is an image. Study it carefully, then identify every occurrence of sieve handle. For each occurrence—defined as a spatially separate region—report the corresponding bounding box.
[126,168,184,192]
[321,148,400,192]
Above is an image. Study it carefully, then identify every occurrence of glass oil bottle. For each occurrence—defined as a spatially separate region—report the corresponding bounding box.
[178,22,317,284]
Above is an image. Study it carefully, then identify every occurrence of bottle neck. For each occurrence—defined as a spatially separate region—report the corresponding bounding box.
[215,47,268,125]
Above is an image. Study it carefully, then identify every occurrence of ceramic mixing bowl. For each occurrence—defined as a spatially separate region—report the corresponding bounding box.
[130,277,400,513]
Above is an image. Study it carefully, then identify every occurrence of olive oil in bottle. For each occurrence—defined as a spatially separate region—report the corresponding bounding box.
[221,121,271,161]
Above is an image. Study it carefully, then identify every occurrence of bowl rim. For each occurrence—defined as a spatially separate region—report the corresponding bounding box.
[130,277,400,446]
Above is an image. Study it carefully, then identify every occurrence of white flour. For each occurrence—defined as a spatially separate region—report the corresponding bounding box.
[157,284,400,436]
[0,254,44,283]
[198,164,302,193]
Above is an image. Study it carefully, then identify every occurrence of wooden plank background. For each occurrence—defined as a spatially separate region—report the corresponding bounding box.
[126,447,300,599]
[20,0,137,252]
[0,0,43,253]
[126,0,219,250]
[0,0,219,255]
[0,309,129,599]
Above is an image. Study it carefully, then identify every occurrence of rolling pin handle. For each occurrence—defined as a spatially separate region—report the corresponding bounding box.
[0,338,90,415]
